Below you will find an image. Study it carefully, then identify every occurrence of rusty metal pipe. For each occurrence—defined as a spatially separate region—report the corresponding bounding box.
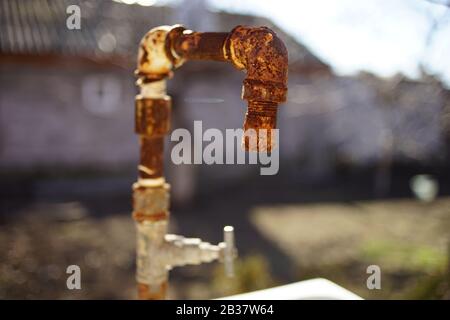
[138,24,288,151]
[133,24,287,300]
[170,30,229,61]
[173,26,287,151]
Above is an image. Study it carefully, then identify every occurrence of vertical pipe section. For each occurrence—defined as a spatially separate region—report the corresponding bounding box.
[133,80,171,299]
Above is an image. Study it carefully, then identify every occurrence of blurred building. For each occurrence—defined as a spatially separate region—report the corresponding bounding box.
[0,0,449,202]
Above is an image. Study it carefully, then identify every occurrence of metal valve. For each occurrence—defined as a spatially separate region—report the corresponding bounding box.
[219,226,237,277]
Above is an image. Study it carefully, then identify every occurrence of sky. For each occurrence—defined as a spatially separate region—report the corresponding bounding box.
[115,0,450,87]
[208,0,450,87]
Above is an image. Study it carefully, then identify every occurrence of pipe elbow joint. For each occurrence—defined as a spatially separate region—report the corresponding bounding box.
[137,25,288,152]
[136,25,180,85]
[225,26,288,152]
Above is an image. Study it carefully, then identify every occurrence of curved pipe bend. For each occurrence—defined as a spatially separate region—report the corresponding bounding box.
[136,25,288,151]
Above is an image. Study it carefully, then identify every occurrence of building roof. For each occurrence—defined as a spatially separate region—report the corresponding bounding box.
[0,0,329,72]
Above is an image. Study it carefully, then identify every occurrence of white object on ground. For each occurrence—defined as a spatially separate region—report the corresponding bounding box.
[218,278,362,300]
[410,174,439,202]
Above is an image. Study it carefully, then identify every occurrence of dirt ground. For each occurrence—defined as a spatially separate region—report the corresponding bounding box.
[251,198,450,299]
[1,171,449,299]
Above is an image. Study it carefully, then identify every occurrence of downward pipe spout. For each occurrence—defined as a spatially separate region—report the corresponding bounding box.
[224,26,288,151]
[137,25,288,151]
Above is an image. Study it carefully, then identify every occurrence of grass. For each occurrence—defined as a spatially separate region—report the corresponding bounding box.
[360,240,447,273]
[212,255,278,298]
[249,197,450,299]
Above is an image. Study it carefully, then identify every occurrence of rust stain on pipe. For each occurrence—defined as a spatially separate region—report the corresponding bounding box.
[171,31,229,61]
[133,24,288,299]
[138,24,288,152]
[224,26,287,151]
[138,136,164,179]
[137,282,168,300]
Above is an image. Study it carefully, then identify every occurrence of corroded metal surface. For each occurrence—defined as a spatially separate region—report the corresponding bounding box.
[132,182,170,223]
[243,101,278,152]
[166,25,288,151]
[136,26,173,82]
[133,24,286,299]
[137,26,288,150]
[225,26,288,85]
[171,30,228,62]
[135,97,171,137]
[136,220,168,286]
[224,26,288,152]
[137,282,168,300]
[135,217,228,298]
[139,136,164,179]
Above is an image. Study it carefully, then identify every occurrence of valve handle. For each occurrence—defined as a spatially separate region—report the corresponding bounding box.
[222,226,236,277]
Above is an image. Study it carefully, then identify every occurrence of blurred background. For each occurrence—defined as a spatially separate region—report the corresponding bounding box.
[1,0,450,299]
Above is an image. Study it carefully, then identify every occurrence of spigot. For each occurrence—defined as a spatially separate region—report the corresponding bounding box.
[165,234,220,266]
[165,226,237,277]
[136,223,237,297]
[219,226,236,277]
